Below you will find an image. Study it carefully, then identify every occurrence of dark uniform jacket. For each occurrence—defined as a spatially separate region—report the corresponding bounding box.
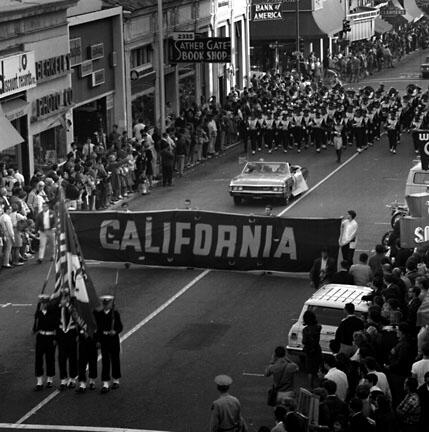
[335,314,364,346]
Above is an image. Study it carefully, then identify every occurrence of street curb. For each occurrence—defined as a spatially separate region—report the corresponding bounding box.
[109,139,243,210]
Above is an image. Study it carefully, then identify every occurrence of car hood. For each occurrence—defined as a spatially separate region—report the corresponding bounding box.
[230,174,288,186]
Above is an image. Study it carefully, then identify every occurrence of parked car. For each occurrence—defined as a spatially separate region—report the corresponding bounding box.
[287,284,372,360]
[229,161,309,205]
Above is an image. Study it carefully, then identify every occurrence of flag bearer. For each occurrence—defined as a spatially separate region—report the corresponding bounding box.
[57,295,78,389]
[95,295,123,393]
[33,294,58,391]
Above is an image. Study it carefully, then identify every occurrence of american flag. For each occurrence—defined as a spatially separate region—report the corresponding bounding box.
[54,194,99,336]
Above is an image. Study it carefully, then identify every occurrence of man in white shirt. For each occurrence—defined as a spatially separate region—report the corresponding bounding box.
[339,210,358,264]
[411,342,429,386]
[365,357,392,400]
[0,206,14,268]
[322,355,348,401]
[35,202,55,263]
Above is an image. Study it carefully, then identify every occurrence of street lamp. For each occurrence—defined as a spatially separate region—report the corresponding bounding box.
[158,0,166,132]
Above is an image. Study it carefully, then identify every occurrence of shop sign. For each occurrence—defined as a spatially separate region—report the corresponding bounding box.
[251,1,283,20]
[169,38,231,63]
[32,87,73,121]
[400,216,429,248]
[91,69,105,87]
[218,0,229,6]
[380,1,405,15]
[0,51,37,99]
[106,93,114,111]
[417,130,429,170]
[70,38,82,66]
[89,43,104,60]
[172,32,195,41]
[80,60,93,78]
[35,54,71,83]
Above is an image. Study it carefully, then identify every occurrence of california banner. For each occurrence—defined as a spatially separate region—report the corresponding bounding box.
[70,210,341,272]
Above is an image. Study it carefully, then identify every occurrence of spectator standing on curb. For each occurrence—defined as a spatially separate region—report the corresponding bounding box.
[339,210,358,265]
[35,202,55,264]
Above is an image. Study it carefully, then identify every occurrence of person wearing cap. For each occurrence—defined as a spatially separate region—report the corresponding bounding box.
[57,296,79,390]
[292,108,305,153]
[386,110,400,154]
[332,112,345,163]
[94,295,123,393]
[33,294,58,391]
[248,113,260,155]
[76,328,98,393]
[352,109,367,153]
[210,375,247,432]
[339,210,358,265]
[310,110,326,153]
[263,111,275,154]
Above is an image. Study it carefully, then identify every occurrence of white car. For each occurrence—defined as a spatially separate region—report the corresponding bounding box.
[287,284,372,359]
[229,161,309,205]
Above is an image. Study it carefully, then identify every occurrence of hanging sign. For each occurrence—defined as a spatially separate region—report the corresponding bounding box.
[169,38,231,63]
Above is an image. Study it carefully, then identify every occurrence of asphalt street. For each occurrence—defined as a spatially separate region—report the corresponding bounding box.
[0,49,426,432]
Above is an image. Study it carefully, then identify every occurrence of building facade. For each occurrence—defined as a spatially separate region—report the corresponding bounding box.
[0,0,76,180]
[105,0,250,132]
[68,3,126,145]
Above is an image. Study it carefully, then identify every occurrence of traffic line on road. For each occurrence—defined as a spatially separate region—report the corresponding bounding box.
[278,152,360,216]
[0,424,171,432]
[0,303,33,308]
[14,269,211,426]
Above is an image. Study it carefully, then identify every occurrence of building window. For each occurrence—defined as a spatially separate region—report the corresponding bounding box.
[33,126,67,172]
[130,45,153,69]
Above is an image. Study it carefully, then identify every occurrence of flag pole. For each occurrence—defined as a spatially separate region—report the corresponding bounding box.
[40,260,54,294]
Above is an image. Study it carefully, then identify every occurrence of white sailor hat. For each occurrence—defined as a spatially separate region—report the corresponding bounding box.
[214,375,233,386]
[100,295,114,302]
[38,294,51,301]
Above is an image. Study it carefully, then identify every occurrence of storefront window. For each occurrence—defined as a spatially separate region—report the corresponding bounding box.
[179,73,196,112]
[132,93,155,127]
[33,126,67,172]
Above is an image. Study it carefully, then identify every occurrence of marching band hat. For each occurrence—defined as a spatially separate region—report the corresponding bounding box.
[214,375,233,386]
[38,294,51,302]
[100,295,114,302]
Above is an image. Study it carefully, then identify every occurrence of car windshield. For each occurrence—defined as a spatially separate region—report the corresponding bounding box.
[305,305,364,327]
[243,162,289,175]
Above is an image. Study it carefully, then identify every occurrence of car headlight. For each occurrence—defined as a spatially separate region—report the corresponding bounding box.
[238,186,243,191]
[273,187,279,192]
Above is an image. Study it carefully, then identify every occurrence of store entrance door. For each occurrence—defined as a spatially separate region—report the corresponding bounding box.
[72,98,107,146]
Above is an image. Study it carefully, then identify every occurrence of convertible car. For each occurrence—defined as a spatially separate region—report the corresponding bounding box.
[229,161,309,205]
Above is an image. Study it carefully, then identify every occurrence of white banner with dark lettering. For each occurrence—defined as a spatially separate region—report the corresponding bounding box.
[0,52,36,99]
[70,210,341,272]
[417,130,429,170]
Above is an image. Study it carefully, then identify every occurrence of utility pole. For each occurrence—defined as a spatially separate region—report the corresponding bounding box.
[295,0,300,74]
[157,0,166,132]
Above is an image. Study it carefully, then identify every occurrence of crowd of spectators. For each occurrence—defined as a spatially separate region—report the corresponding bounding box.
[259,240,429,432]
[279,19,429,85]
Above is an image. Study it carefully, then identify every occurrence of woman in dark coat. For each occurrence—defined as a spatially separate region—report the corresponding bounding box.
[302,310,322,388]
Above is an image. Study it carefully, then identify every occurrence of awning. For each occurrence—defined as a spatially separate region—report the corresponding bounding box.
[374,16,393,33]
[0,112,24,152]
[250,0,344,41]
[403,0,424,22]
[1,97,29,122]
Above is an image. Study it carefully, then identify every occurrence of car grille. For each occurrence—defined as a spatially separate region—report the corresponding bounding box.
[241,186,274,191]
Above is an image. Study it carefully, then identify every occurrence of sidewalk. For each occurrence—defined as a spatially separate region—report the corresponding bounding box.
[109,138,243,211]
